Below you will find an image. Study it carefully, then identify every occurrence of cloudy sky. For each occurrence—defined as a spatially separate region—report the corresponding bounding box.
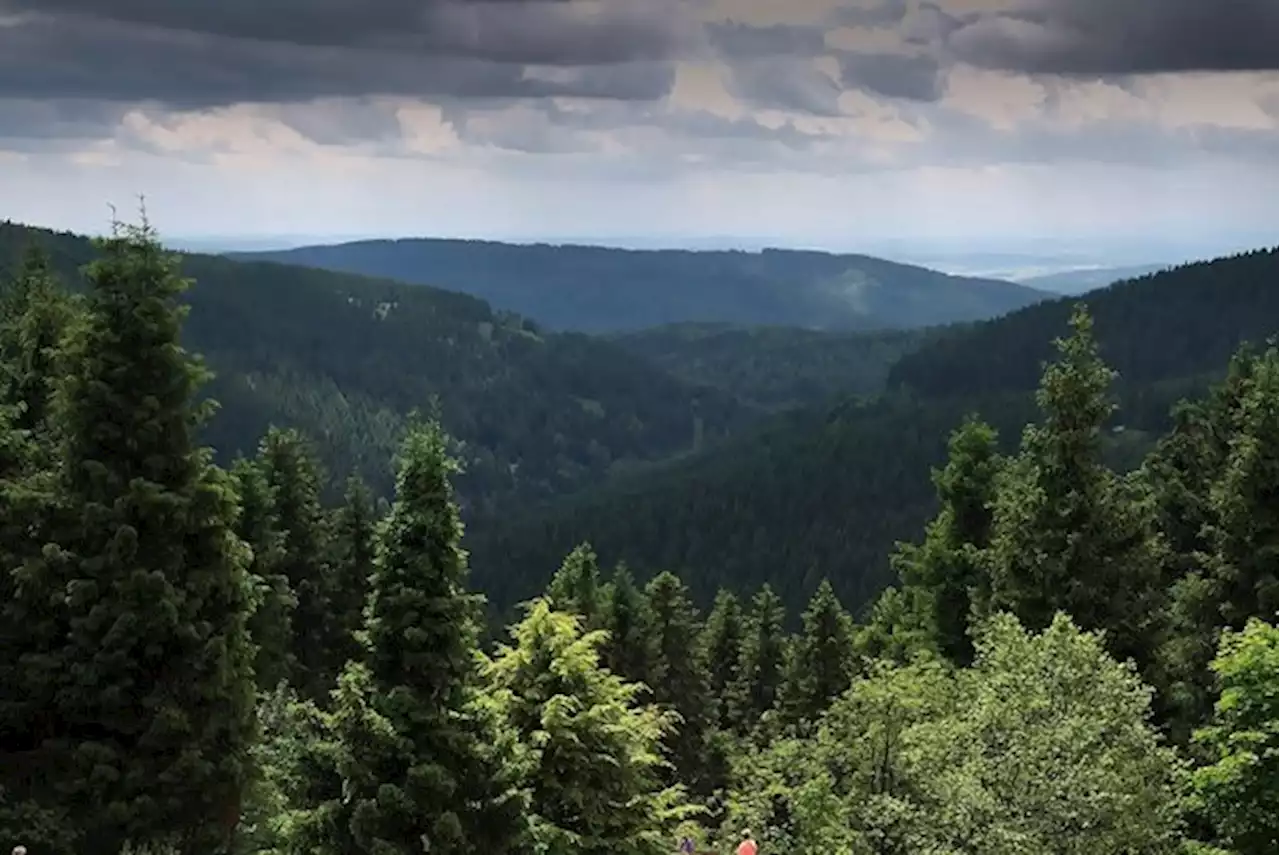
[1,0,1276,254]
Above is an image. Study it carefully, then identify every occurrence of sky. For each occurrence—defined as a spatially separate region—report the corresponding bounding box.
[1,0,1276,256]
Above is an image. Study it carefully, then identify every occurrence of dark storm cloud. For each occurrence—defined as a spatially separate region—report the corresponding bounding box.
[947,0,1279,75]
[723,59,845,116]
[0,8,679,109]
[3,0,695,66]
[837,51,945,101]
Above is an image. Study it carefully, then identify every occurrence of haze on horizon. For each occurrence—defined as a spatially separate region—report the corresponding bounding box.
[1,0,1276,256]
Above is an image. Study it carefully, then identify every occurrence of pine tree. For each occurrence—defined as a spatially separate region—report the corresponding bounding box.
[257,427,338,704]
[892,416,1002,665]
[546,541,606,628]
[601,563,655,688]
[778,579,854,728]
[986,306,1161,668]
[230,457,295,691]
[643,571,712,790]
[322,421,524,855]
[701,588,745,730]
[328,474,376,673]
[484,599,693,854]
[1146,343,1254,737]
[0,244,77,444]
[19,218,256,854]
[728,584,787,736]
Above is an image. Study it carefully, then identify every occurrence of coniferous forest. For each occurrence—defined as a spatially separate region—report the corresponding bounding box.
[1,221,1277,855]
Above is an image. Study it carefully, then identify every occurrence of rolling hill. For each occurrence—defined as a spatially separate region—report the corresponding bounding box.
[1016,262,1174,295]
[607,322,941,412]
[465,247,1279,618]
[230,239,1049,333]
[0,220,756,512]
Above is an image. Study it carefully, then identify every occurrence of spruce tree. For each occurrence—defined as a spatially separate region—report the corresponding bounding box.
[230,457,295,691]
[601,563,656,688]
[778,579,855,727]
[328,474,376,673]
[643,571,712,790]
[257,427,338,703]
[728,584,787,736]
[25,218,255,854]
[701,587,745,730]
[546,541,606,628]
[892,416,1002,665]
[484,599,692,854]
[324,421,524,855]
[986,306,1161,668]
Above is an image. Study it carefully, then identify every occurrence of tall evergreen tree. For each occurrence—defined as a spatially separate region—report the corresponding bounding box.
[986,306,1161,668]
[12,219,256,854]
[892,416,1001,666]
[546,541,606,628]
[601,563,655,688]
[779,579,855,728]
[0,244,77,443]
[257,427,338,704]
[701,587,745,730]
[728,584,787,736]
[230,457,295,691]
[643,571,712,790]
[484,599,693,854]
[318,421,524,854]
[328,474,376,672]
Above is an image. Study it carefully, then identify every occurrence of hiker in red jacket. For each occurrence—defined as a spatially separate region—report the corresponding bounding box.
[736,829,758,855]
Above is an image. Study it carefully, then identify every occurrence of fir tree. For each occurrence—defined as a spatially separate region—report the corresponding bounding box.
[0,244,77,445]
[230,457,295,691]
[257,427,338,704]
[701,587,745,730]
[643,571,712,790]
[728,584,787,736]
[21,218,256,854]
[779,579,855,728]
[322,421,524,855]
[892,416,1002,665]
[601,563,655,688]
[328,474,376,673]
[986,306,1161,668]
[546,541,606,628]
[484,599,694,854]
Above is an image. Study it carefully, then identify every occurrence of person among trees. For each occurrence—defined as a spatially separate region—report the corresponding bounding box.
[736,829,758,855]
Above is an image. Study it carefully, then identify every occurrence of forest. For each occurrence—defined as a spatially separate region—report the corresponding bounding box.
[232,238,1047,333]
[1,220,1277,855]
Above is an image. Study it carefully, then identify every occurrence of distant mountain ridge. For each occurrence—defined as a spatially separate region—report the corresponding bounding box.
[230,238,1049,333]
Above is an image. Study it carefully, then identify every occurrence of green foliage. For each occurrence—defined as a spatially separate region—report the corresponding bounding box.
[1187,620,1279,855]
[723,614,1184,854]
[0,219,256,854]
[892,415,1001,665]
[600,564,655,687]
[728,585,787,737]
[643,571,712,789]
[701,588,745,730]
[326,474,376,670]
[778,579,855,728]
[545,542,606,628]
[987,306,1162,668]
[482,599,696,854]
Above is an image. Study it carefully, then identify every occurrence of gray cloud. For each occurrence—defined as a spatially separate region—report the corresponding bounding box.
[3,0,697,66]
[947,0,1278,75]
[836,50,945,101]
[705,22,827,59]
[723,59,845,115]
[0,8,679,109]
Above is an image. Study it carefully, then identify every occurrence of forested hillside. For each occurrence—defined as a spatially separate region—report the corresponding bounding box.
[234,238,1048,333]
[0,220,753,512]
[468,249,1279,619]
[610,323,939,411]
[2,220,1274,855]
[890,248,1278,399]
